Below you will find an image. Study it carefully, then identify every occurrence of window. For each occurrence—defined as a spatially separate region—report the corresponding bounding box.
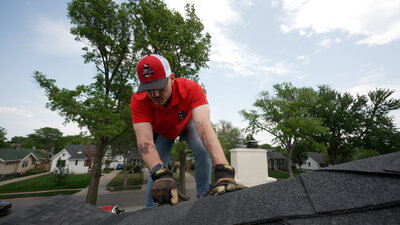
[308,162,311,167]
[75,160,78,166]
[22,160,28,168]
[62,153,65,157]
[32,159,36,165]
[56,159,66,167]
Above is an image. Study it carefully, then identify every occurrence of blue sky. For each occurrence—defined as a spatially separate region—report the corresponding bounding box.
[1,0,399,144]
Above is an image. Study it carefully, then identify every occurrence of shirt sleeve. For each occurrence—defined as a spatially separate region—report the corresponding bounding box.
[130,94,152,124]
[190,82,208,109]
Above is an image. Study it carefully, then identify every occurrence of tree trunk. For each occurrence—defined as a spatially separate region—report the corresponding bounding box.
[86,139,105,205]
[286,143,294,178]
[328,147,338,165]
[123,148,129,189]
[123,157,128,189]
[179,148,186,194]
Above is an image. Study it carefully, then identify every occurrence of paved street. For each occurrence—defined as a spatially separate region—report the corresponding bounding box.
[2,170,197,214]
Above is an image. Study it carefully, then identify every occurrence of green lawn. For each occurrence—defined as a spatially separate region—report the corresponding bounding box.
[268,169,305,179]
[0,174,91,193]
[0,190,80,199]
[0,168,48,182]
[106,171,143,191]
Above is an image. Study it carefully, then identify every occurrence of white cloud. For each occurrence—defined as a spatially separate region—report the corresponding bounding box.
[32,17,86,56]
[296,55,310,64]
[317,38,341,47]
[165,0,290,77]
[279,0,400,46]
[0,107,35,118]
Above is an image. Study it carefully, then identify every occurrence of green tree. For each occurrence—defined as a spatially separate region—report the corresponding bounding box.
[35,0,135,205]
[291,142,311,170]
[10,135,36,149]
[361,88,400,154]
[31,127,64,152]
[353,148,380,161]
[259,143,274,149]
[313,86,367,164]
[240,82,327,177]
[62,133,94,154]
[130,0,211,81]
[214,120,241,163]
[0,126,10,148]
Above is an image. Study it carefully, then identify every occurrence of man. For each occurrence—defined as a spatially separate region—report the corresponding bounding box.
[130,54,244,208]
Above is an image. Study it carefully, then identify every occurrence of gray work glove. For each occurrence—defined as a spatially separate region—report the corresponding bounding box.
[151,166,178,205]
[205,164,246,196]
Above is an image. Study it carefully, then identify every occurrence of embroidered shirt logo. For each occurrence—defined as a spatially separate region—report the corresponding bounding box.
[178,111,186,120]
[142,64,154,78]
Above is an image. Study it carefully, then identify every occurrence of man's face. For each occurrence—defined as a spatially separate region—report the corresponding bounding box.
[146,77,173,106]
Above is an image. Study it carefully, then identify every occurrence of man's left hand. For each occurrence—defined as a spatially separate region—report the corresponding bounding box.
[205,164,246,196]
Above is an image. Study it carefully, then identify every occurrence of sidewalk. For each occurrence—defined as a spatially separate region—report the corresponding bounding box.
[0,172,50,186]
[73,169,120,197]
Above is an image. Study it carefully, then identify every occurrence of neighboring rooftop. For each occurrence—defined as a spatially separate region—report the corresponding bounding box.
[267,149,286,159]
[307,151,325,164]
[0,148,46,162]
[62,144,96,159]
[1,151,399,225]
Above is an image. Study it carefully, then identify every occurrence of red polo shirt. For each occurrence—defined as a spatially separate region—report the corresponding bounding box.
[130,78,208,140]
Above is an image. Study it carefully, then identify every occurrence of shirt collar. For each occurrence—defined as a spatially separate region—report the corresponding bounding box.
[151,81,179,110]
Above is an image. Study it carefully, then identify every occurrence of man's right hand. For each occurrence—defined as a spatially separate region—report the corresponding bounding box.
[151,166,178,205]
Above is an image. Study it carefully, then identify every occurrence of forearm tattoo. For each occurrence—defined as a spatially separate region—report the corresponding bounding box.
[138,143,154,156]
[197,122,211,151]
[200,130,211,151]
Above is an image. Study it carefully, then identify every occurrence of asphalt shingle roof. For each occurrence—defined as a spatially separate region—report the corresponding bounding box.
[64,144,95,159]
[267,150,286,159]
[0,148,46,162]
[2,151,400,225]
[0,195,109,225]
[307,152,325,164]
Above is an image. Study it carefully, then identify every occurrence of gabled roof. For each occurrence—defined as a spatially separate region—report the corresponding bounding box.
[307,151,325,163]
[0,148,46,162]
[65,144,96,159]
[2,152,400,224]
[267,150,286,160]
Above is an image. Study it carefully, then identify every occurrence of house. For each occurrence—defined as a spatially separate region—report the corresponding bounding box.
[0,148,47,175]
[102,148,142,170]
[2,151,399,224]
[267,149,286,170]
[50,144,95,174]
[297,151,329,170]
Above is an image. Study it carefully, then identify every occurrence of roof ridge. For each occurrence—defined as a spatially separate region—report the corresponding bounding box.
[316,168,400,176]
[235,200,400,225]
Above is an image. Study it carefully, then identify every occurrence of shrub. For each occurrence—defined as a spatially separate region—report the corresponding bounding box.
[133,165,141,173]
[51,159,70,185]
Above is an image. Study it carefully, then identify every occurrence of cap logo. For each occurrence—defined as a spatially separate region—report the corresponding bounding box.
[142,64,154,78]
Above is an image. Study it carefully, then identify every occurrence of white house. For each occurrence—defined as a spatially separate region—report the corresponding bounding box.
[297,152,329,170]
[102,148,143,170]
[50,144,95,174]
